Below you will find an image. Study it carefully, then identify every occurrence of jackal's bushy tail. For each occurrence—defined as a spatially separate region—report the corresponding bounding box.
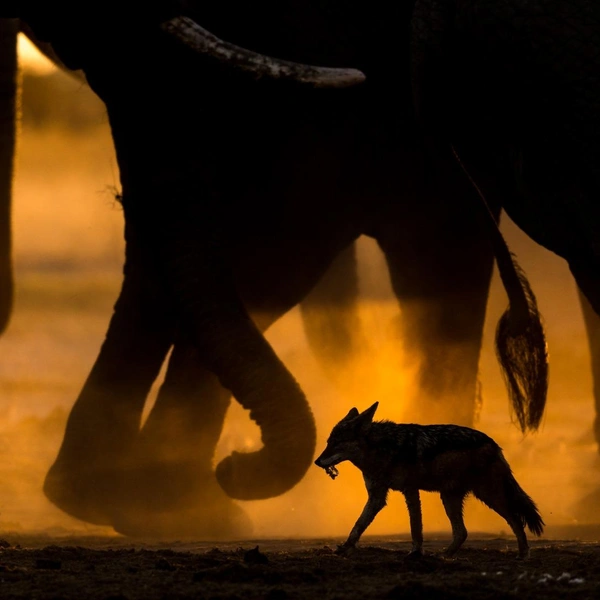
[503,465,545,536]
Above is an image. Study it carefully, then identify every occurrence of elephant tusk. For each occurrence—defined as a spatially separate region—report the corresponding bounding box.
[160,16,366,89]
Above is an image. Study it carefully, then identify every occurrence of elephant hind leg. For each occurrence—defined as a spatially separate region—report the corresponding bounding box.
[300,242,369,390]
[578,287,600,451]
[374,184,498,426]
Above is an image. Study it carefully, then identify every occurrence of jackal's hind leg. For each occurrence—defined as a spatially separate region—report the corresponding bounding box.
[440,491,468,556]
[403,488,424,555]
[337,486,388,555]
[505,517,529,560]
[473,486,529,559]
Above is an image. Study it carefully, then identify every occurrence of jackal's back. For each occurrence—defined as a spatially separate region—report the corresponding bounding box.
[369,422,499,463]
[364,422,503,493]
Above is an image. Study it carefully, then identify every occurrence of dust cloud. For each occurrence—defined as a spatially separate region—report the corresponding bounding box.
[0,41,598,542]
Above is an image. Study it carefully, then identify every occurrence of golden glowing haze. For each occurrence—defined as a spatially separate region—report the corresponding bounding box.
[0,42,598,540]
[17,33,58,75]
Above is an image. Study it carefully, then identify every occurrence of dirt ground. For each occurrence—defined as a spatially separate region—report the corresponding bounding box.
[0,534,598,599]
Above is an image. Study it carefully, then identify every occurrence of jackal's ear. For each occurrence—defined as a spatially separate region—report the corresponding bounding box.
[342,407,360,422]
[355,402,378,432]
[361,402,378,422]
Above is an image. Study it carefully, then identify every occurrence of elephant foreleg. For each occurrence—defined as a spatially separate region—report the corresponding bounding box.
[44,223,173,525]
[109,340,252,538]
[102,220,362,537]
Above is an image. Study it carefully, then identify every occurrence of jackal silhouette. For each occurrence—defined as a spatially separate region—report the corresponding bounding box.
[315,402,544,558]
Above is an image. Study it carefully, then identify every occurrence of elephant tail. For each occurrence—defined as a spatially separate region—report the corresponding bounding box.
[451,147,548,433]
[495,258,548,432]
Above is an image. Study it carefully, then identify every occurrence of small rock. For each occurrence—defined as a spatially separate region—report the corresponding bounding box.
[0,539,10,549]
[155,558,176,571]
[35,558,62,570]
[265,589,288,600]
[385,582,425,599]
[244,546,269,565]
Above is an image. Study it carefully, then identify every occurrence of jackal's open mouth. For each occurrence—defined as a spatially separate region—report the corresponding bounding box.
[324,465,339,480]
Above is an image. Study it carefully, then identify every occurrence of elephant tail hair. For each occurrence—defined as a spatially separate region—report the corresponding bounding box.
[495,256,548,432]
[450,146,548,433]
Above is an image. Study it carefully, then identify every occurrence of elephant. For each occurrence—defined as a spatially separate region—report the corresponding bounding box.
[410,0,600,438]
[0,4,551,538]
[411,0,600,304]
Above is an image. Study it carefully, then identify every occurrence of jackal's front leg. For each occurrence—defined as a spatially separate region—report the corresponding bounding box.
[403,488,423,555]
[337,485,388,556]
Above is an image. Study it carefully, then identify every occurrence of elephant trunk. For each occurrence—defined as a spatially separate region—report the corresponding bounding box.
[131,205,316,500]
[199,311,317,500]
[0,19,17,334]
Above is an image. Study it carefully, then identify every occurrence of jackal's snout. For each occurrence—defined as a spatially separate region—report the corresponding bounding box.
[314,447,334,468]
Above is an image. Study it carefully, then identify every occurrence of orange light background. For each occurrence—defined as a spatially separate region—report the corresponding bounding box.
[1,36,597,540]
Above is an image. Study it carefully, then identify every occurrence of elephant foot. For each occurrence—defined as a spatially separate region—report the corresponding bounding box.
[46,456,253,540]
[44,458,207,527]
[110,496,252,540]
[44,460,117,526]
[109,468,253,539]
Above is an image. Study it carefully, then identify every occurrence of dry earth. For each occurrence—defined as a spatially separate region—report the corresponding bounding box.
[0,535,599,599]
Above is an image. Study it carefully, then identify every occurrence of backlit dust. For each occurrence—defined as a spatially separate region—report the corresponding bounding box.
[0,39,598,546]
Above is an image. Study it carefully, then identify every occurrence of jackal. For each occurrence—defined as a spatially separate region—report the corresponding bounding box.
[315,403,544,559]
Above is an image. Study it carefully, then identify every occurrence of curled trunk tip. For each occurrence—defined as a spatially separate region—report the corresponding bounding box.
[216,412,317,500]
